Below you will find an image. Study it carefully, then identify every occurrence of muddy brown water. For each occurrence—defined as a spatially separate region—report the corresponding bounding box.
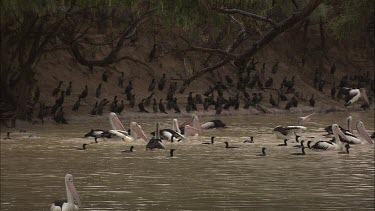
[1,112,374,211]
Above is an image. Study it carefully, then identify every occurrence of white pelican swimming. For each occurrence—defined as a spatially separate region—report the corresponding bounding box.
[109,113,148,141]
[179,114,203,136]
[338,120,374,145]
[343,88,370,106]
[146,122,165,150]
[307,124,345,151]
[50,174,81,211]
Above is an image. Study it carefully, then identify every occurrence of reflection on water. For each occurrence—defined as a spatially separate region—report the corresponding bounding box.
[1,112,374,210]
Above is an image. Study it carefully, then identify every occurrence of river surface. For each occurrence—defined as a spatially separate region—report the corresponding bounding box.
[1,112,374,211]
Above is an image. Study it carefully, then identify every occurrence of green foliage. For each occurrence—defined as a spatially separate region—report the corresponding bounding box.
[326,0,374,40]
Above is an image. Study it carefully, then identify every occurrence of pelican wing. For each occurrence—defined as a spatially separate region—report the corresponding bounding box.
[312,141,335,150]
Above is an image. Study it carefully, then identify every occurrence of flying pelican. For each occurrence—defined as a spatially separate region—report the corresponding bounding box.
[50,174,81,211]
[342,88,370,106]
[297,113,314,126]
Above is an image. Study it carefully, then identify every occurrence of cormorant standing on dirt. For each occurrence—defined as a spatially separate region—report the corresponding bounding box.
[331,83,336,99]
[173,98,181,113]
[215,99,223,115]
[126,89,133,101]
[56,91,65,106]
[271,61,279,74]
[159,99,167,114]
[96,83,102,98]
[153,99,158,113]
[38,103,45,124]
[79,85,88,100]
[149,44,158,62]
[110,96,118,112]
[65,82,72,96]
[285,100,293,110]
[309,94,315,107]
[144,93,154,107]
[138,99,149,113]
[148,79,156,92]
[52,81,63,97]
[158,73,166,91]
[117,100,124,114]
[118,72,124,88]
[130,95,136,108]
[50,99,59,115]
[72,96,81,111]
[265,77,273,88]
[102,71,108,82]
[269,94,277,107]
[97,99,109,115]
[54,106,67,124]
[90,102,98,115]
[203,98,209,111]
[292,96,298,107]
[125,80,133,95]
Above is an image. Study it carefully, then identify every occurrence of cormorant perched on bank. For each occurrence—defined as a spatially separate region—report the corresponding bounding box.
[158,73,166,91]
[52,81,63,97]
[138,99,149,113]
[72,96,81,111]
[96,83,102,98]
[90,102,98,115]
[117,100,125,114]
[173,98,181,113]
[65,81,72,96]
[148,79,156,92]
[159,99,167,114]
[309,94,315,107]
[153,99,158,113]
[144,93,154,107]
[54,106,67,124]
[118,72,124,88]
[79,85,88,99]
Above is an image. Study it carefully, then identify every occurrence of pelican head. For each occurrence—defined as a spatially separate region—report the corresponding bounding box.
[109,112,125,130]
[356,120,373,144]
[359,88,370,105]
[65,174,81,206]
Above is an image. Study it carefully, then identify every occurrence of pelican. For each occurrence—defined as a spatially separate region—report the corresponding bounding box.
[273,125,306,140]
[330,120,373,145]
[342,88,370,106]
[179,114,203,136]
[109,113,148,141]
[172,119,181,134]
[146,122,165,150]
[348,120,373,144]
[201,120,226,129]
[297,113,314,126]
[50,174,81,211]
[307,124,345,151]
[324,116,351,135]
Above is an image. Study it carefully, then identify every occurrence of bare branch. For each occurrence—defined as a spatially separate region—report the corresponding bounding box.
[212,7,278,27]
[183,0,322,86]
[180,36,239,59]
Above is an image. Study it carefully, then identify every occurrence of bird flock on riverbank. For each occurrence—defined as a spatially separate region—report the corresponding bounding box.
[19,59,372,127]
